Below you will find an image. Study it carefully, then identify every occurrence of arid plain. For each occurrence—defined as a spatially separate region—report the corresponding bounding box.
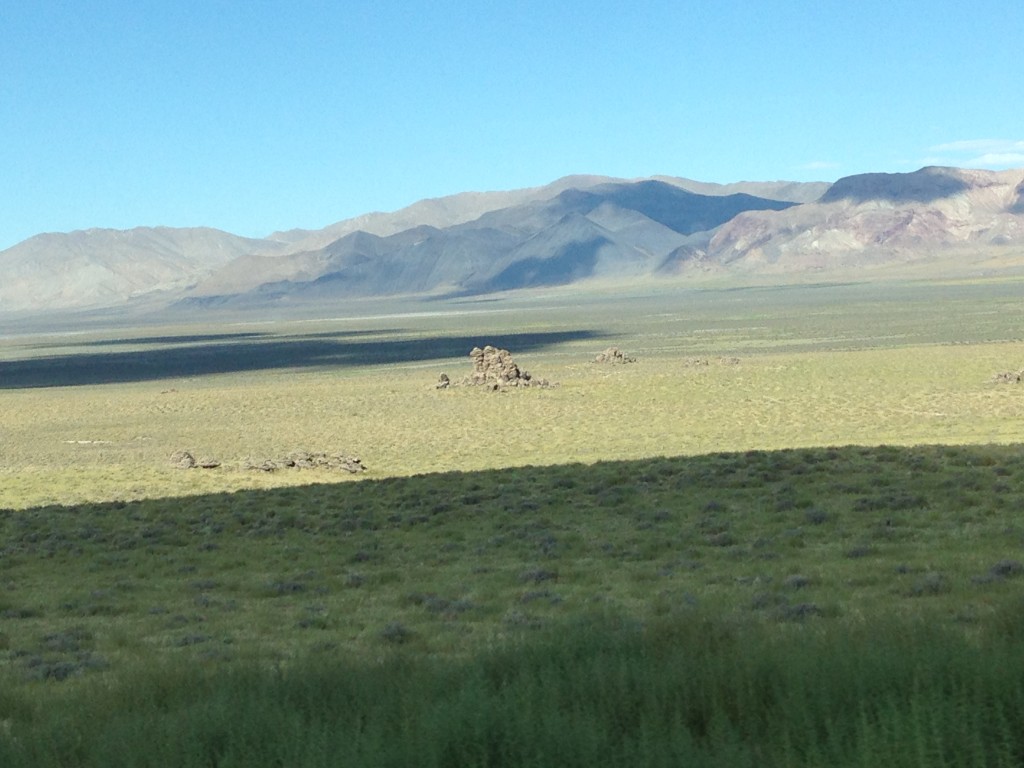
[2,279,1022,510]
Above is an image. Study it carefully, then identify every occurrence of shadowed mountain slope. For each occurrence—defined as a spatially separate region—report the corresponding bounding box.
[820,166,972,203]
[1010,180,1024,214]
[266,175,623,252]
[655,176,830,203]
[191,180,797,302]
[660,166,1024,275]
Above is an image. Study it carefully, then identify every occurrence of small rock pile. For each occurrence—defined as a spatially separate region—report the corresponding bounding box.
[171,450,365,473]
[439,345,554,390]
[242,451,366,473]
[993,370,1024,383]
[169,450,220,470]
[682,356,741,367]
[594,347,636,364]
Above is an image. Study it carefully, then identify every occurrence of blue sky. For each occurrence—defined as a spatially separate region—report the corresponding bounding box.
[2,0,1022,251]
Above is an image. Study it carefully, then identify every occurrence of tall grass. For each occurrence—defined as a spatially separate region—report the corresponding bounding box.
[3,609,1024,767]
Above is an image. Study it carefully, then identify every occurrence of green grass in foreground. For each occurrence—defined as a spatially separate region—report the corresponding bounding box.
[2,610,1024,767]
[3,443,1024,764]
[3,443,1024,673]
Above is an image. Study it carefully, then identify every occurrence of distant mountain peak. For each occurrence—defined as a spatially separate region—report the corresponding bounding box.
[818,165,1017,205]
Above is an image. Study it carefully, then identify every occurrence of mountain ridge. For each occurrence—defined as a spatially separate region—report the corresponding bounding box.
[2,167,1022,315]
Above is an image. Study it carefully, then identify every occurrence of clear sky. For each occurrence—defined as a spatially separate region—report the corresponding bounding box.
[2,0,1022,251]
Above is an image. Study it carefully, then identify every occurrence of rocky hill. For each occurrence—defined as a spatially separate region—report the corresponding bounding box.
[662,167,1024,276]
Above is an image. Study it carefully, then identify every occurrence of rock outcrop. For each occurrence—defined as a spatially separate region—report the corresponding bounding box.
[461,346,553,389]
[993,370,1024,383]
[594,347,636,364]
[242,451,366,473]
[170,450,197,469]
[172,449,364,472]
[170,451,221,469]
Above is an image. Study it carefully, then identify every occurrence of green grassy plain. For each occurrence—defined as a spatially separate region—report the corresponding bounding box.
[2,279,1022,509]
[2,278,1024,765]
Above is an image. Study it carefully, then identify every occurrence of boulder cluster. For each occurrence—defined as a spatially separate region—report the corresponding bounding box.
[169,450,220,470]
[242,451,366,473]
[682,356,741,367]
[434,345,742,391]
[170,450,365,473]
[993,369,1024,383]
[593,347,636,364]
[438,345,554,390]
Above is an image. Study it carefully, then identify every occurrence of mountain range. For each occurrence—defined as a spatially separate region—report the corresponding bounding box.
[3,166,1023,315]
